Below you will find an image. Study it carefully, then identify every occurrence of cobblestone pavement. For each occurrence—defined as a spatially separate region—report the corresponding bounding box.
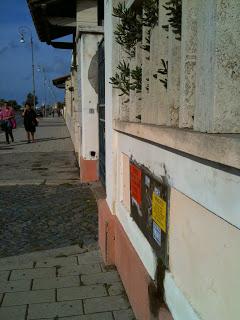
[0,247,135,320]
[0,183,98,257]
[0,117,97,257]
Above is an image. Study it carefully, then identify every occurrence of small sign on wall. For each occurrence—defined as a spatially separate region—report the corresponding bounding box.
[130,160,169,267]
[152,192,167,233]
[130,163,142,206]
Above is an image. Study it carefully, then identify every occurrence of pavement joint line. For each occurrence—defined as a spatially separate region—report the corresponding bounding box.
[30,279,34,290]
[25,304,29,320]
[7,270,11,281]
[79,275,82,286]
[82,299,85,315]
[0,293,4,306]
[112,311,116,320]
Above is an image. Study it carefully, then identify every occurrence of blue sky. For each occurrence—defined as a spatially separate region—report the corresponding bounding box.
[0,0,71,105]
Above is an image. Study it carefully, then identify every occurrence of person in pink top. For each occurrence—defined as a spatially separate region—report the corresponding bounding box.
[0,102,15,144]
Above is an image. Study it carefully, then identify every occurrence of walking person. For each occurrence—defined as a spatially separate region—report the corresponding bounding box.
[0,103,15,144]
[23,103,38,143]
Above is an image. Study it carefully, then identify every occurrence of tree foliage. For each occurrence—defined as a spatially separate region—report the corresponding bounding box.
[113,3,142,57]
[110,60,130,96]
[163,0,182,40]
[25,92,38,106]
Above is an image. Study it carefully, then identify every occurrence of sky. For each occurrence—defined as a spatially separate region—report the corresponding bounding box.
[0,0,72,106]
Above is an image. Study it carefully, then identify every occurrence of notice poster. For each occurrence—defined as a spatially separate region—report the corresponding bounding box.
[152,221,161,245]
[130,163,142,205]
[152,192,167,233]
[130,160,169,267]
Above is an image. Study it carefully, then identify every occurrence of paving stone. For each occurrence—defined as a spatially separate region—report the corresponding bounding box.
[2,289,55,306]
[0,279,31,293]
[113,309,136,320]
[0,271,10,281]
[0,261,33,271]
[58,264,101,277]
[36,256,78,268]
[33,275,80,290]
[77,251,102,265]
[29,245,87,261]
[81,271,120,286]
[57,285,107,301]
[0,305,27,320]
[28,300,83,319]
[59,312,114,320]
[108,282,125,296]
[0,246,87,267]
[84,295,130,314]
[10,267,56,280]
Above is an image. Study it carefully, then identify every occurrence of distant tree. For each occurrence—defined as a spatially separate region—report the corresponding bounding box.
[57,101,64,109]
[7,100,18,109]
[25,92,38,106]
[0,99,5,107]
[0,99,20,109]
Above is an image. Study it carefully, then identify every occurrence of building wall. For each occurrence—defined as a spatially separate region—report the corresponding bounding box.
[104,0,117,211]
[102,0,240,319]
[64,78,75,147]
[77,33,102,182]
[101,127,240,320]
[168,188,240,320]
[65,0,103,181]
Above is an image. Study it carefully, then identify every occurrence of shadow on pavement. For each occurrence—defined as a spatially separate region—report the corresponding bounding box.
[2,136,71,147]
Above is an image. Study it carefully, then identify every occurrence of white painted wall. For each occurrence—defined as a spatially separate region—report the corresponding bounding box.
[164,273,201,320]
[117,133,240,229]
[103,1,240,319]
[65,78,76,149]
[78,33,102,160]
[104,0,118,211]
[115,132,240,319]
[194,0,240,133]
[168,188,240,320]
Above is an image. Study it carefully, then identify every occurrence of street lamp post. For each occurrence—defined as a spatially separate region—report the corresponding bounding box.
[18,26,36,109]
[37,65,47,116]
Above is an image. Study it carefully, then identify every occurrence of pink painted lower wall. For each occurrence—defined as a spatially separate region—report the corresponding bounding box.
[98,199,115,266]
[98,198,173,320]
[80,157,98,182]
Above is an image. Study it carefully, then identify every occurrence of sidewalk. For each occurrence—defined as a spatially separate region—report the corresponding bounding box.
[0,117,136,319]
[0,117,79,184]
[0,246,135,320]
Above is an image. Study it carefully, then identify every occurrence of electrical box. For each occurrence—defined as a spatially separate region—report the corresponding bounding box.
[130,161,169,267]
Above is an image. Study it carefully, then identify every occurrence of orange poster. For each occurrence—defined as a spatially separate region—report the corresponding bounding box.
[130,164,142,205]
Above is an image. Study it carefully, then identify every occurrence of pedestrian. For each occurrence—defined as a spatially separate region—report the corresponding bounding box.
[0,102,15,144]
[52,109,55,117]
[22,103,38,143]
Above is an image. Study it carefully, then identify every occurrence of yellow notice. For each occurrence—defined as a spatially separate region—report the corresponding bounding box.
[152,192,167,233]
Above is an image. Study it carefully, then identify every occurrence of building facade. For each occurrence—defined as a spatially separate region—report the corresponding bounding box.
[28,1,240,319]
[101,1,240,319]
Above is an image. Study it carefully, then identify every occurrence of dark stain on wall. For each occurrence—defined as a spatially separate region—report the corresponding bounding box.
[88,51,98,94]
